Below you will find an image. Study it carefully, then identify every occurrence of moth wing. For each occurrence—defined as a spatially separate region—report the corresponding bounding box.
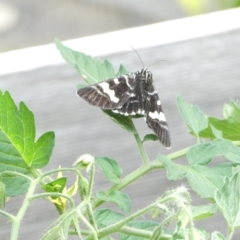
[112,96,145,116]
[77,75,136,109]
[146,92,171,148]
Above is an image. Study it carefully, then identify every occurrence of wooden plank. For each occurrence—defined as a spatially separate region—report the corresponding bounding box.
[0,7,240,75]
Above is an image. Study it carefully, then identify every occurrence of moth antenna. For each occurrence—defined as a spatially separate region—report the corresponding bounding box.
[127,46,145,69]
[146,60,169,70]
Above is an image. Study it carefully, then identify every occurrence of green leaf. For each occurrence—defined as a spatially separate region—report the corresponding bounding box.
[94,208,124,229]
[176,96,208,136]
[97,190,131,213]
[215,166,240,229]
[116,64,128,76]
[55,39,117,84]
[31,131,55,169]
[55,39,137,135]
[158,154,186,180]
[0,91,55,174]
[186,139,240,165]
[2,175,30,197]
[186,164,233,199]
[160,154,233,199]
[199,100,240,141]
[95,157,123,184]
[142,134,158,143]
[192,203,217,220]
[211,231,226,240]
[120,221,159,240]
[42,177,67,198]
[210,125,223,138]
[103,110,137,134]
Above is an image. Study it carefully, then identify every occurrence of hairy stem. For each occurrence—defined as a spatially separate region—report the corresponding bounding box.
[10,178,38,240]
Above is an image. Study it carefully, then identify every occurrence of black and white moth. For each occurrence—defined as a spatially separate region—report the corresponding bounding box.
[77,69,171,148]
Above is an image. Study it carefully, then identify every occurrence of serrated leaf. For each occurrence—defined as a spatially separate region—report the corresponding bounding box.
[142,134,158,143]
[120,221,159,240]
[0,91,55,175]
[215,166,240,229]
[192,203,217,220]
[199,100,240,141]
[95,157,123,184]
[160,154,234,199]
[176,96,208,136]
[97,190,131,213]
[2,175,30,197]
[94,208,124,229]
[186,139,240,165]
[31,131,55,169]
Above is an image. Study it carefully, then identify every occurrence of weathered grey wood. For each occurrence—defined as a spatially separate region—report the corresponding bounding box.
[1,27,240,239]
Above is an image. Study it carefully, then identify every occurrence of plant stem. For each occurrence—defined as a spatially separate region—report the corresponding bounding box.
[93,161,154,209]
[85,163,98,231]
[77,209,98,240]
[42,209,75,239]
[30,192,75,208]
[93,147,189,210]
[87,162,95,201]
[0,210,15,222]
[97,185,192,238]
[10,178,37,240]
[227,226,234,240]
[119,226,152,238]
[72,213,84,239]
[133,132,150,164]
[167,146,189,161]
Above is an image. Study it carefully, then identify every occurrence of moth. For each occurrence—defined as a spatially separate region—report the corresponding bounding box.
[77,68,171,148]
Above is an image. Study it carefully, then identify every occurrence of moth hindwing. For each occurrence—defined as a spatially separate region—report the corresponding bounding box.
[77,69,171,148]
